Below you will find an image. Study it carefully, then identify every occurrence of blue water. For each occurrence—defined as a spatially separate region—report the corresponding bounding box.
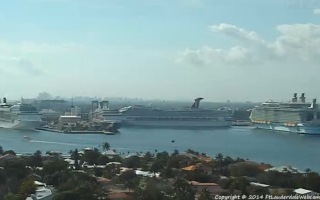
[0,127,319,172]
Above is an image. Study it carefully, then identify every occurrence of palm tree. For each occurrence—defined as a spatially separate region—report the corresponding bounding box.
[172,178,195,200]
[172,149,179,156]
[73,149,80,170]
[102,142,110,151]
[215,153,224,163]
[305,168,311,188]
[198,188,213,200]
[0,146,3,155]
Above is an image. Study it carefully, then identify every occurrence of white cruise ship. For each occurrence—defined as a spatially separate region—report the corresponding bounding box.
[93,98,233,128]
[0,98,42,130]
[250,93,320,135]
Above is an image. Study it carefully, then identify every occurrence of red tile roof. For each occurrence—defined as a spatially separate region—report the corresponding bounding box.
[108,192,130,200]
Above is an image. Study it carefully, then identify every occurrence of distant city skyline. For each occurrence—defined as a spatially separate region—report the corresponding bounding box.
[1,0,320,102]
[2,91,309,104]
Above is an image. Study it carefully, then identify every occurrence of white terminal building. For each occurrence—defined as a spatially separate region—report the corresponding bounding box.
[59,105,81,124]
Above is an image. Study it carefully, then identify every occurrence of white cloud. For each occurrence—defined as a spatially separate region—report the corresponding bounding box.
[0,56,43,76]
[178,22,320,67]
[0,40,174,99]
[0,41,87,77]
[176,45,256,66]
[209,23,265,45]
[273,23,320,61]
[314,9,320,15]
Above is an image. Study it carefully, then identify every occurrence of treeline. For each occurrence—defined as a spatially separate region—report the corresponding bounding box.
[0,145,319,199]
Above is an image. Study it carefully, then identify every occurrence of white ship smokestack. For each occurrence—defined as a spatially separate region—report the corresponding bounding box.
[310,99,317,109]
[292,93,298,103]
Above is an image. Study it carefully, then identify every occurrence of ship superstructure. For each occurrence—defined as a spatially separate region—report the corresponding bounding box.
[0,98,42,130]
[250,93,320,135]
[93,98,233,128]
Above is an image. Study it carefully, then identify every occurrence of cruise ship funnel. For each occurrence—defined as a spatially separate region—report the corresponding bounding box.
[191,98,204,109]
[292,93,298,102]
[300,93,306,103]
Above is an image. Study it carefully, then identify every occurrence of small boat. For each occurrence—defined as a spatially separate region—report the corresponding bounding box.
[232,120,251,126]
[22,136,31,141]
[103,130,115,135]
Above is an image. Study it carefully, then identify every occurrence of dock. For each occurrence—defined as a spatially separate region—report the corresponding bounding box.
[36,127,116,135]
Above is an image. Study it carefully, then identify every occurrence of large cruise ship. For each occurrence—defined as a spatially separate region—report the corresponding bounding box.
[250,93,320,135]
[0,98,42,130]
[93,98,233,128]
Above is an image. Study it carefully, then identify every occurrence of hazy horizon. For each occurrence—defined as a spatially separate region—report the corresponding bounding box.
[1,91,304,104]
[1,0,320,102]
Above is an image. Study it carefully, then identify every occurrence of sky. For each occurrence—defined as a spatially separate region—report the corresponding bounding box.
[1,0,320,102]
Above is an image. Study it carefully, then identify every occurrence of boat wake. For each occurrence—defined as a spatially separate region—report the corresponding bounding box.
[116,146,162,151]
[29,140,78,146]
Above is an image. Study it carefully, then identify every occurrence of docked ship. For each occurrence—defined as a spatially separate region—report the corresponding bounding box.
[0,98,42,130]
[93,98,233,128]
[250,93,320,135]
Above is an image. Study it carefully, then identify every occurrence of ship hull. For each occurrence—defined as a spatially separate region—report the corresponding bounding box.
[0,120,41,131]
[253,123,320,135]
[122,119,232,128]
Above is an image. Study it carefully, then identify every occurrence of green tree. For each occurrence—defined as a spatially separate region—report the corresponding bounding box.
[167,156,181,169]
[186,149,199,155]
[305,168,311,188]
[120,170,137,181]
[3,150,16,156]
[172,149,179,157]
[0,146,3,155]
[71,149,80,170]
[247,185,268,195]
[43,159,68,175]
[228,162,262,177]
[198,188,214,200]
[139,178,164,200]
[216,153,224,163]
[83,148,101,165]
[55,172,99,200]
[98,155,109,165]
[4,193,24,200]
[156,151,169,165]
[0,169,7,185]
[19,178,37,198]
[123,156,141,168]
[150,161,164,173]
[54,191,81,200]
[172,178,195,200]
[119,170,138,192]
[27,150,43,167]
[102,142,110,151]
[144,151,153,162]
[305,172,320,192]
[4,159,28,179]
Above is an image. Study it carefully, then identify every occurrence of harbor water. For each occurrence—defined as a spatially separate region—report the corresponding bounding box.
[0,127,319,172]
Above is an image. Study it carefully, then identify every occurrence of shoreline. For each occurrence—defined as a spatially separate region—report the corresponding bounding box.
[36,127,116,135]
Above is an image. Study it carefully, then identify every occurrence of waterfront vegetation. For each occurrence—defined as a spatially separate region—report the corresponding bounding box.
[0,144,319,199]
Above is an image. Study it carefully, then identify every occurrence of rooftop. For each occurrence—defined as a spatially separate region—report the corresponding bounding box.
[108,192,130,200]
[265,166,305,174]
[189,181,219,186]
[250,182,270,188]
[294,188,313,195]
